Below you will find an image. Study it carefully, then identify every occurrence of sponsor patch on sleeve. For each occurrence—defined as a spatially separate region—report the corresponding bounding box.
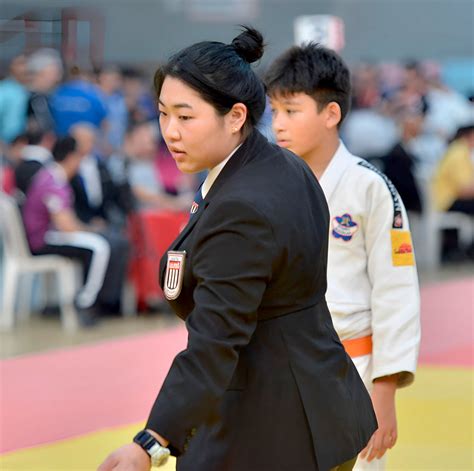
[391,230,415,266]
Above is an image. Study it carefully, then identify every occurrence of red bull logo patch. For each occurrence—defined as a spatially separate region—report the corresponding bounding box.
[395,243,413,254]
[391,230,415,266]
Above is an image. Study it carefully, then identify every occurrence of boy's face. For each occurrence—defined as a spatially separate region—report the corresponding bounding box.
[270,92,331,160]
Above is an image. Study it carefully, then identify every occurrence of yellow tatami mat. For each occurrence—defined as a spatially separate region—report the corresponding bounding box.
[1,366,472,470]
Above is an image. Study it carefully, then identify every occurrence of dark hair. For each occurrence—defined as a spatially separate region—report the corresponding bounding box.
[11,133,28,145]
[26,128,48,146]
[125,120,154,136]
[52,136,77,162]
[121,66,144,80]
[452,124,474,141]
[265,43,352,126]
[404,60,421,73]
[154,26,266,133]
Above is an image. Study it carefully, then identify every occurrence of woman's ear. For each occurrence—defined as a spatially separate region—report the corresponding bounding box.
[228,103,248,133]
[325,102,342,129]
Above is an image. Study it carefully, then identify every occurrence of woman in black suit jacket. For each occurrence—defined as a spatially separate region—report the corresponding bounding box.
[99,27,377,471]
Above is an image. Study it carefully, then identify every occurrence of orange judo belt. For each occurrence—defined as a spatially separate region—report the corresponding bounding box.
[342,335,373,358]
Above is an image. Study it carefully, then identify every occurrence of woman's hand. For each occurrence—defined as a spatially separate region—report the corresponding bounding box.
[97,443,151,471]
[359,375,398,462]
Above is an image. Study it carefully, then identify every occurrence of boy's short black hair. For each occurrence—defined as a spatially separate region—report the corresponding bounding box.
[265,43,352,125]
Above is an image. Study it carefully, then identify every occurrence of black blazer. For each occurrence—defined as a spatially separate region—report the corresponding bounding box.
[146,131,377,471]
[14,160,43,197]
[70,157,134,224]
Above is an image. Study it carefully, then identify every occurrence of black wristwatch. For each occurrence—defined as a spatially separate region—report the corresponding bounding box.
[133,430,170,467]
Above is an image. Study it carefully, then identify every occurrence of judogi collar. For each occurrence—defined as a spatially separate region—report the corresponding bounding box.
[319,141,354,202]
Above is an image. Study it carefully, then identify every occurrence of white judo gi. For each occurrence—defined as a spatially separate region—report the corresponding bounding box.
[319,142,421,470]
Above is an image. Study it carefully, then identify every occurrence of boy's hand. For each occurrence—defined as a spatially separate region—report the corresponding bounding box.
[360,375,398,462]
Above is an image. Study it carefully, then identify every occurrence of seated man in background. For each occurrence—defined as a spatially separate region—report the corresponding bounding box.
[432,122,474,216]
[69,122,131,314]
[432,122,474,258]
[70,122,133,226]
[22,137,111,326]
[14,129,55,199]
[381,98,425,214]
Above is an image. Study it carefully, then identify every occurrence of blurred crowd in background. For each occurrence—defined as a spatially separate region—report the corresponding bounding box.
[340,60,474,265]
[0,49,200,201]
[0,49,203,324]
[0,47,473,324]
[342,60,473,209]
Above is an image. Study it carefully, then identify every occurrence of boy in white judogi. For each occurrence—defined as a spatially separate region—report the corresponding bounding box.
[265,44,421,470]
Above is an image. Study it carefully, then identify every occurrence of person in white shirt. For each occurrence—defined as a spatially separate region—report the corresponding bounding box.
[14,128,55,197]
[265,43,421,471]
[70,122,131,314]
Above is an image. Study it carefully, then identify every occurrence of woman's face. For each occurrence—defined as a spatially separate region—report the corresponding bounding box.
[158,76,239,173]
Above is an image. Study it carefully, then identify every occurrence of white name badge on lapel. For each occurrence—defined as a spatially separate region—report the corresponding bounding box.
[164,250,186,300]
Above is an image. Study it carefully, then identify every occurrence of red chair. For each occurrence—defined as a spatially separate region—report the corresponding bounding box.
[1,166,16,195]
[128,210,189,310]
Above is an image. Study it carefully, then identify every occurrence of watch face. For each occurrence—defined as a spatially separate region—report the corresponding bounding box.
[151,447,170,467]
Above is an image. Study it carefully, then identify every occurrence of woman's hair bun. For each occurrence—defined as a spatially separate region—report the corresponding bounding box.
[231,26,265,64]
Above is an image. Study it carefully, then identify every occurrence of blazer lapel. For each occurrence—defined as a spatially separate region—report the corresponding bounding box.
[159,200,209,286]
[159,130,268,287]
[202,129,263,201]
[171,201,209,250]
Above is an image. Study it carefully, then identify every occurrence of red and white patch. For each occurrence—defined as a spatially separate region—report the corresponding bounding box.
[164,251,186,300]
[190,202,199,214]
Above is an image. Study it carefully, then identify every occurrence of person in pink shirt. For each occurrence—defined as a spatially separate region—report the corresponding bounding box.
[23,136,111,326]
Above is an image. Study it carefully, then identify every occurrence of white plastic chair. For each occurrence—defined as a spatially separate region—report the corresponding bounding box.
[0,192,80,331]
[424,210,473,269]
[416,175,474,269]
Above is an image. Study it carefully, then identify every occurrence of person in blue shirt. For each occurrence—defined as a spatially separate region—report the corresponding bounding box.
[97,66,129,153]
[0,55,29,143]
[49,66,108,137]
